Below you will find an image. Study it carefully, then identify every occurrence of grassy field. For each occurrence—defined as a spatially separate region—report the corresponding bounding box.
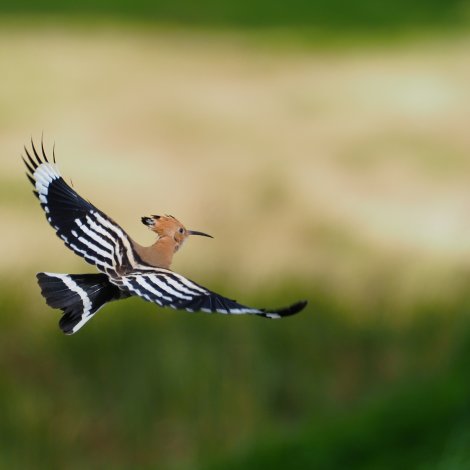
[3,278,470,469]
[1,19,470,470]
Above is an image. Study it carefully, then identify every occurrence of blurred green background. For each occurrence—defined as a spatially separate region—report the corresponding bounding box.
[1,1,470,469]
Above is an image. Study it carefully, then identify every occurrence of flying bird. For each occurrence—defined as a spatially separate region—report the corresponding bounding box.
[22,140,307,334]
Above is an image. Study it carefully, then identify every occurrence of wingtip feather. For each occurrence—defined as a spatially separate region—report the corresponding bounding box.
[263,299,308,318]
[31,138,42,165]
[41,135,49,163]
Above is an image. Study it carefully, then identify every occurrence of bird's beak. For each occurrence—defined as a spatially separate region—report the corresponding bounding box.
[141,216,155,227]
[188,230,214,238]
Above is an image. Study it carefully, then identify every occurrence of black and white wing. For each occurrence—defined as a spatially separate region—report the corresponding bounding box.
[23,140,141,277]
[119,269,307,318]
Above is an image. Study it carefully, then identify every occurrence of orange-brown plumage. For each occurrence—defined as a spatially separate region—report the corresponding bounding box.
[133,215,212,269]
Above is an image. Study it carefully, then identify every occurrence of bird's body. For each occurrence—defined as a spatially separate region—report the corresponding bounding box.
[23,140,307,334]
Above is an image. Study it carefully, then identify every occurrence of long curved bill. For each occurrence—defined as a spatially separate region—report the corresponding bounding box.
[188,230,213,238]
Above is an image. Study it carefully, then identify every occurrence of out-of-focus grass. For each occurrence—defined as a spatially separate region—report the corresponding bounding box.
[2,281,470,469]
[201,297,470,470]
[0,0,468,35]
[204,364,470,470]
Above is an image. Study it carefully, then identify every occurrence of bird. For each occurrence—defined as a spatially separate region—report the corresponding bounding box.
[22,140,307,334]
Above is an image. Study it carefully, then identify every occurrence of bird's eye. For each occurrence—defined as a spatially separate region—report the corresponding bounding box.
[179,228,184,234]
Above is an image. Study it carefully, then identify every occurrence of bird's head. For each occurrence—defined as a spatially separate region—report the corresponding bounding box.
[141,214,213,251]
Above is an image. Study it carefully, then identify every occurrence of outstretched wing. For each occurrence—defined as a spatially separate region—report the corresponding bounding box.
[118,269,307,318]
[23,140,141,276]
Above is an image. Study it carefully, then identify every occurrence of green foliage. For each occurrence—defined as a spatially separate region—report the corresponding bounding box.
[0,0,467,32]
[2,280,470,469]
[205,366,470,470]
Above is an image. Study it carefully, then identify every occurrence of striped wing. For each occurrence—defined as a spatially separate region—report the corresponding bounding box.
[23,141,138,276]
[119,269,307,318]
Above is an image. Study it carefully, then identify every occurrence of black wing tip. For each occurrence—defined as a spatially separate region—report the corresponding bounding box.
[41,134,49,163]
[291,299,308,312]
[23,145,39,173]
[26,172,35,185]
[282,299,308,316]
[23,137,53,170]
[265,299,308,318]
[22,138,57,188]
[30,137,43,165]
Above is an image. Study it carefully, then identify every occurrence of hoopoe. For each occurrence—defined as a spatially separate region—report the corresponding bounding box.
[22,140,307,334]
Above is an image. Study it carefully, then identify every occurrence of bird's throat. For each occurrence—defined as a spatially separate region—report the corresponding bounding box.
[134,236,177,269]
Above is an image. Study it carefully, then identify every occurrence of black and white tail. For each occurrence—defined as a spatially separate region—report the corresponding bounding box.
[36,273,127,334]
